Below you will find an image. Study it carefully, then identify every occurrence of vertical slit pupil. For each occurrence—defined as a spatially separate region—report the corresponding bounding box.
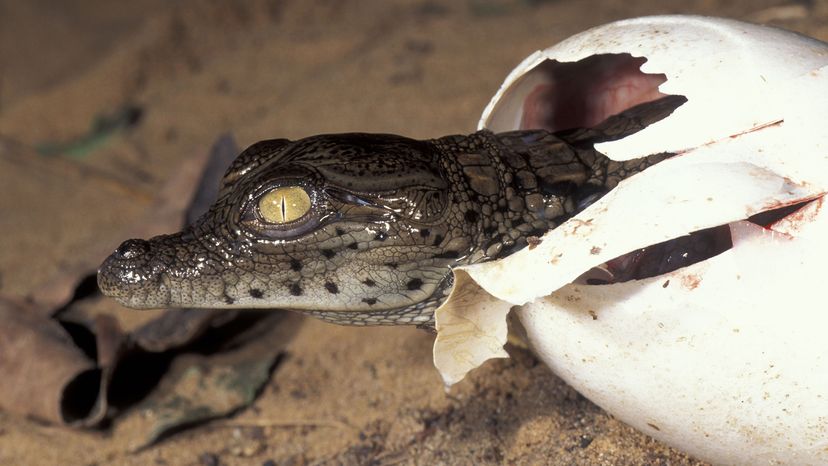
[259,187,311,224]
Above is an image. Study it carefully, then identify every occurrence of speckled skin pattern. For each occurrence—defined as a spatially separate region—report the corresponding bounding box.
[98,96,683,328]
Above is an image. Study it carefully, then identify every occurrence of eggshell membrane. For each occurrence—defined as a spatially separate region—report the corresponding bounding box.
[432,15,828,465]
[432,270,513,386]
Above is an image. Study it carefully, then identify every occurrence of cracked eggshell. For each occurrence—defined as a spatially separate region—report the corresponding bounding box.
[433,16,828,465]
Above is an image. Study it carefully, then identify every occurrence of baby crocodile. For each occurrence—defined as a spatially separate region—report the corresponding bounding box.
[98,95,685,328]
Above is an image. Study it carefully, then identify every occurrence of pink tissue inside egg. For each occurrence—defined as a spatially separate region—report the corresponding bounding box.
[519,54,667,131]
[509,53,821,284]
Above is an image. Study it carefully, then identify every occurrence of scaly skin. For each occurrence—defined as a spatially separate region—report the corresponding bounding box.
[98,96,684,328]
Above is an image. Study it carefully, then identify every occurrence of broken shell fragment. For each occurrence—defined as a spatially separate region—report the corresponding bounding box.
[434,15,828,465]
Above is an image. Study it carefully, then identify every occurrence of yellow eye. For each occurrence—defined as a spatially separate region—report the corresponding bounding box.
[258,186,312,224]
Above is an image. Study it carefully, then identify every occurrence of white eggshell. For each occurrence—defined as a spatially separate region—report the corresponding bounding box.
[444,15,828,465]
[519,198,828,465]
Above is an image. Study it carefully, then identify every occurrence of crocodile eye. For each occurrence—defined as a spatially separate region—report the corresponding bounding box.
[258,186,312,224]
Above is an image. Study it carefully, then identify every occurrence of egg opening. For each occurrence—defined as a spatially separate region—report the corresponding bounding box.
[486,53,670,133]
[577,197,822,285]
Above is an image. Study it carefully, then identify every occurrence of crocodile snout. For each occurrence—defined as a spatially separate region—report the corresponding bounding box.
[98,236,175,309]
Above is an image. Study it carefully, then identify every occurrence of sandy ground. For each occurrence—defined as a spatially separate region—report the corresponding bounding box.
[1,1,826,465]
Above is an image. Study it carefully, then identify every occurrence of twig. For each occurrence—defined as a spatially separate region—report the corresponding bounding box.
[214,418,357,431]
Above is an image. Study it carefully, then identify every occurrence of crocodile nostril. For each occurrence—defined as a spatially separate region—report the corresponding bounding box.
[114,239,150,260]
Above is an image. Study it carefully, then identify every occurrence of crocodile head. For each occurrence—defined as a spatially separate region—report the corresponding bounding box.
[98,133,486,326]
